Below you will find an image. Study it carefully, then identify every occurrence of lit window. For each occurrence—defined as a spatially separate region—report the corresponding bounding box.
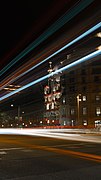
[71,108,75,115]
[46,104,49,110]
[48,96,52,102]
[83,96,86,101]
[52,95,55,101]
[51,102,54,109]
[83,107,87,115]
[45,97,47,102]
[47,120,50,124]
[95,120,101,127]
[64,121,66,125]
[83,120,87,126]
[96,95,100,101]
[63,97,66,104]
[96,107,101,116]
[56,76,60,82]
[56,93,60,99]
[71,120,74,126]
[53,86,56,92]
[44,86,50,94]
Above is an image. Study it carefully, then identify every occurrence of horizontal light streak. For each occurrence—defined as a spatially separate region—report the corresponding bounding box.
[0,128,101,143]
[1,0,94,76]
[0,49,101,101]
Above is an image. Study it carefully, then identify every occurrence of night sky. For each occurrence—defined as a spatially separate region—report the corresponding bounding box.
[0,0,75,70]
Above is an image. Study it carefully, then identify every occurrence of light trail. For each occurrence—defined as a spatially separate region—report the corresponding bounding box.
[0,128,101,143]
[1,22,100,90]
[1,0,94,76]
[0,49,101,101]
[10,22,101,79]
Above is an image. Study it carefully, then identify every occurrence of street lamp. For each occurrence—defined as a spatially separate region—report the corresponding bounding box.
[77,94,81,126]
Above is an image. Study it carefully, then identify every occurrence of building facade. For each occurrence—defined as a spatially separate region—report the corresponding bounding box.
[44,58,101,127]
[44,62,62,125]
[60,59,101,127]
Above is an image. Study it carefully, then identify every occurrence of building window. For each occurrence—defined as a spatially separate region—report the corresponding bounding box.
[70,108,75,115]
[82,86,86,92]
[81,69,86,75]
[70,86,75,92]
[51,102,54,110]
[69,70,75,74]
[62,108,66,115]
[95,120,101,127]
[62,97,66,104]
[46,104,49,110]
[44,85,50,94]
[48,95,52,102]
[83,107,87,115]
[82,77,86,83]
[83,120,87,126]
[96,107,101,116]
[71,120,75,126]
[45,97,47,102]
[96,95,100,101]
[52,94,55,101]
[94,76,100,82]
[83,96,86,101]
[56,92,61,99]
[92,68,101,74]
[69,78,75,83]
[64,121,66,125]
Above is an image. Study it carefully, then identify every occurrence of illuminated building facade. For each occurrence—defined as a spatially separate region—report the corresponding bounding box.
[44,62,62,125]
[44,58,101,127]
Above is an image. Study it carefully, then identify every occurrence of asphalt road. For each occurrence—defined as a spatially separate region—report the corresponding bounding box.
[0,135,101,180]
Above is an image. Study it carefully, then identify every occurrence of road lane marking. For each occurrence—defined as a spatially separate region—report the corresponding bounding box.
[23,144,101,163]
[0,138,101,163]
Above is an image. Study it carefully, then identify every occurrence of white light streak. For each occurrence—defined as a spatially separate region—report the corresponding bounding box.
[0,50,101,101]
[1,22,100,91]
[0,128,101,143]
[6,23,101,81]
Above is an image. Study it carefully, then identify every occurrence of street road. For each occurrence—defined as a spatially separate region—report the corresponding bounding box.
[0,135,101,180]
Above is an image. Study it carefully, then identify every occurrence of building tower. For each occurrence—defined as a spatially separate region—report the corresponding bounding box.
[44,62,62,125]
